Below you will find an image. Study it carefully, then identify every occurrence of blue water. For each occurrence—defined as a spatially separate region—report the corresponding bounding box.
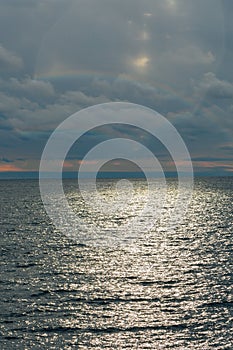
[0,177,232,349]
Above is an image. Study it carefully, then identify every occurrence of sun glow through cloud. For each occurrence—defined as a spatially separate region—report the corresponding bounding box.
[167,0,176,6]
[133,56,150,69]
[139,31,150,41]
[166,0,177,10]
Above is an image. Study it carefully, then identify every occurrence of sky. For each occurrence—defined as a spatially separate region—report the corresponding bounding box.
[0,0,233,176]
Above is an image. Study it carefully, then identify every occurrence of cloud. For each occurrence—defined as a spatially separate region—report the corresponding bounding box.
[90,77,189,114]
[8,77,55,101]
[0,81,114,132]
[0,157,13,163]
[34,0,224,89]
[0,71,231,164]
[194,72,233,99]
[0,0,232,175]
[0,92,22,115]
[0,44,23,72]
[171,46,215,66]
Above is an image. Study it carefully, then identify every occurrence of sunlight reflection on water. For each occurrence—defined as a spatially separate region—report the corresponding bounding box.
[0,177,232,349]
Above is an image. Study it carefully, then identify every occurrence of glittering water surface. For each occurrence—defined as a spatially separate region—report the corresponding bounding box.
[0,178,232,349]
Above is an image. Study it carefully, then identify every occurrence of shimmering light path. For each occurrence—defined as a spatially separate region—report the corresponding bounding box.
[0,178,232,349]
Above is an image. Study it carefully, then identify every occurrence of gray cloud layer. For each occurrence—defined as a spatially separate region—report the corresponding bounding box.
[0,0,232,174]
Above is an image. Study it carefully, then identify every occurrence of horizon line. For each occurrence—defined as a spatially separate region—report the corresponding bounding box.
[0,171,232,180]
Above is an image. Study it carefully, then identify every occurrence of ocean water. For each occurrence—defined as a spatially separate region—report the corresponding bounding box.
[0,177,232,349]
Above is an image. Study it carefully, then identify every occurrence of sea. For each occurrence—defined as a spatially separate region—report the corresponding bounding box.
[0,177,232,349]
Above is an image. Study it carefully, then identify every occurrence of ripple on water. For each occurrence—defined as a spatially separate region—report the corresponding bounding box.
[0,178,232,349]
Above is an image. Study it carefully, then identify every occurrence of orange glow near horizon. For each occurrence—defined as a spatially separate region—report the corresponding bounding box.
[0,164,23,172]
[0,159,232,173]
